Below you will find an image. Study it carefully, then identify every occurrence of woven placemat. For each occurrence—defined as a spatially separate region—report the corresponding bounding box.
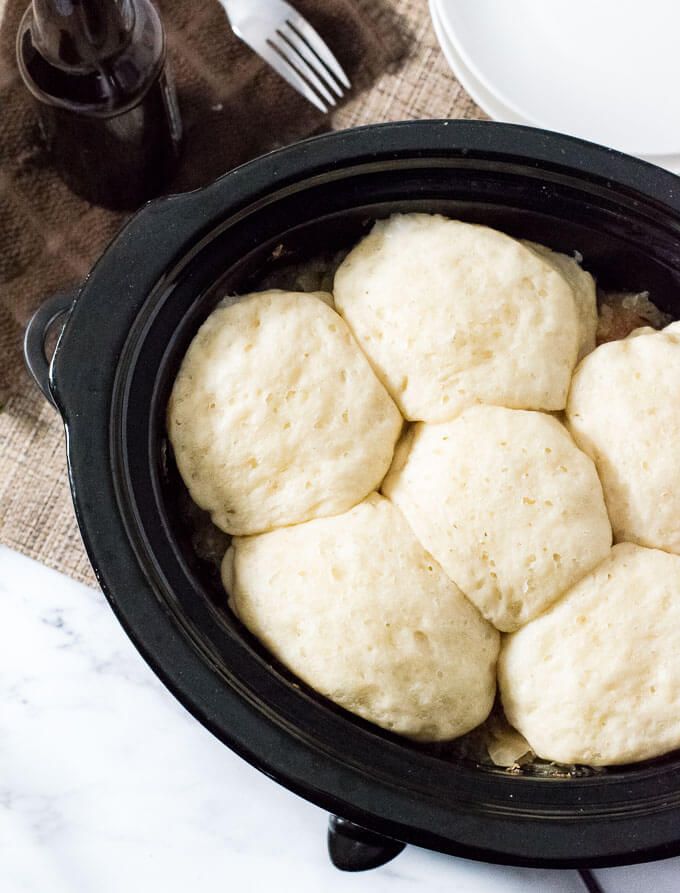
[0,0,484,587]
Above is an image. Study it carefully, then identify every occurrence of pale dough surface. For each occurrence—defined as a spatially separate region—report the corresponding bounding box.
[168,290,402,535]
[383,406,612,631]
[333,214,580,422]
[522,241,597,360]
[499,543,680,766]
[223,494,500,741]
[567,322,680,553]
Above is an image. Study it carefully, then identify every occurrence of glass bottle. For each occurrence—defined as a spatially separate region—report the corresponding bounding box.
[16,0,182,210]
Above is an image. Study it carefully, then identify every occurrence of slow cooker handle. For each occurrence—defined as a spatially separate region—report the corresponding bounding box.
[327,815,406,871]
[23,288,78,409]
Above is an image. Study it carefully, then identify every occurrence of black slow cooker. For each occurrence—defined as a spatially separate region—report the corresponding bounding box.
[24,120,680,875]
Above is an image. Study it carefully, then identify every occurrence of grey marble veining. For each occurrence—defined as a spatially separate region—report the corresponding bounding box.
[1,545,679,892]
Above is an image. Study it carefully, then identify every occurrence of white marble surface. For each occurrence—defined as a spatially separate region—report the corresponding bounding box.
[2,545,680,893]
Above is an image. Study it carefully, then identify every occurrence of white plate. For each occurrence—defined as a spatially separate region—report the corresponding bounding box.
[428,0,524,124]
[434,0,680,158]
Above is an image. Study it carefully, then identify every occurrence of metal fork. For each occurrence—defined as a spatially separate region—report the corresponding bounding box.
[220,0,351,113]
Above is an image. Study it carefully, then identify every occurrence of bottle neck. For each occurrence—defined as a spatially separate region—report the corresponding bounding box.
[31,0,135,69]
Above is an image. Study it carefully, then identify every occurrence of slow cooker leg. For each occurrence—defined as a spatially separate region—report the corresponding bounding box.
[327,815,406,871]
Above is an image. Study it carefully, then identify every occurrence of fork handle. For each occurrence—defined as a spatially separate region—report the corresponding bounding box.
[218,0,249,25]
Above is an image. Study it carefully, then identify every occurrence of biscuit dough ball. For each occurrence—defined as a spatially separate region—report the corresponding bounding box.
[223,494,500,741]
[383,406,612,631]
[499,544,680,766]
[333,214,580,422]
[168,290,402,535]
[567,322,680,553]
[522,241,597,359]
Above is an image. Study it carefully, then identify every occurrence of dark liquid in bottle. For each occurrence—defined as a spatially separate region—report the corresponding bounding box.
[17,0,182,210]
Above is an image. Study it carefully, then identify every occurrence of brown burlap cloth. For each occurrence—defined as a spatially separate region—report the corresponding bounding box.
[0,0,484,586]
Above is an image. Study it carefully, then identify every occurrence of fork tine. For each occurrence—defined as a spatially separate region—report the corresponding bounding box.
[279,22,344,99]
[269,31,336,107]
[242,34,328,112]
[285,12,351,90]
